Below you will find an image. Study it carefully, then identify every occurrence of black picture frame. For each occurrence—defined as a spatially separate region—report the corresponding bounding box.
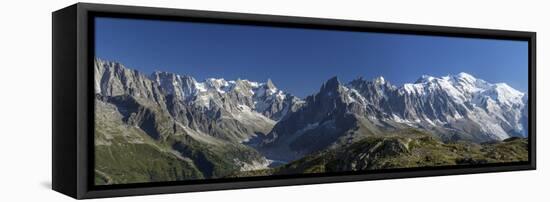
[52,3,536,199]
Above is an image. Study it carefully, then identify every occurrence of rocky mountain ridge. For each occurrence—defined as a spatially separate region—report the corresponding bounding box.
[93,58,528,184]
[260,73,527,161]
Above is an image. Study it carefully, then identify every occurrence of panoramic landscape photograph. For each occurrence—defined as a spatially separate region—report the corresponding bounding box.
[93,17,529,185]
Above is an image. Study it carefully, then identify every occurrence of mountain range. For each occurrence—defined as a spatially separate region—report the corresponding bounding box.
[93,58,528,185]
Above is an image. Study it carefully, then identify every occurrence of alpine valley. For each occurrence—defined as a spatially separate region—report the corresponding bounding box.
[94,58,529,185]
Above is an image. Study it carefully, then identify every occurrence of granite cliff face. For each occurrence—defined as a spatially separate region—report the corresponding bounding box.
[95,58,304,143]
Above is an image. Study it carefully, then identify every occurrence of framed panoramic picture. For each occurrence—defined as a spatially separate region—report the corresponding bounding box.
[52,3,536,199]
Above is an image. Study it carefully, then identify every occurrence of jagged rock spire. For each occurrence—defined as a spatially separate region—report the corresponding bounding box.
[266,78,277,89]
[322,76,341,91]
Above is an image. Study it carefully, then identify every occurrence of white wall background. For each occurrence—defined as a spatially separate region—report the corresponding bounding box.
[0,0,547,201]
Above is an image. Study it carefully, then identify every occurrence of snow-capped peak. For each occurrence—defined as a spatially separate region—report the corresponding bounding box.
[480,83,525,107]
[374,76,386,84]
[415,75,436,83]
[415,72,478,85]
[206,78,229,88]
[265,78,277,90]
[148,71,300,113]
[345,71,527,140]
[455,72,476,82]
[493,83,523,97]
[205,78,232,93]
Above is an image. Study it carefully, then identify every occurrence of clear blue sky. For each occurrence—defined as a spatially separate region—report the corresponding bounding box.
[95,17,528,98]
